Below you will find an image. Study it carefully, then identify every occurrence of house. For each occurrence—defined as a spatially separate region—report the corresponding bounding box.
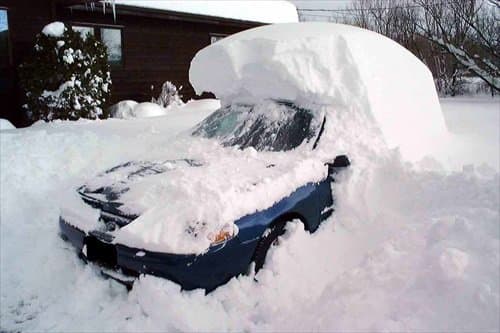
[0,0,298,126]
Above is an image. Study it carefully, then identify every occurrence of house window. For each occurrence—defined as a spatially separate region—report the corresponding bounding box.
[72,25,95,40]
[71,25,122,66]
[0,9,10,67]
[101,28,122,65]
[210,34,227,44]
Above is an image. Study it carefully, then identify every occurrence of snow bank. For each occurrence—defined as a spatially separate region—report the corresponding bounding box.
[0,118,15,130]
[0,97,498,331]
[112,0,299,23]
[436,96,500,171]
[180,99,221,113]
[130,102,166,118]
[110,99,221,119]
[190,23,448,161]
[41,21,65,37]
[109,100,138,119]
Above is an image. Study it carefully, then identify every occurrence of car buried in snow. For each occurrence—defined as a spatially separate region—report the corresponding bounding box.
[59,20,446,291]
[59,99,350,291]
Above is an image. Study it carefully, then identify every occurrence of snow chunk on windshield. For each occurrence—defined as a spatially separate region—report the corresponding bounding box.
[190,23,448,161]
[42,22,65,37]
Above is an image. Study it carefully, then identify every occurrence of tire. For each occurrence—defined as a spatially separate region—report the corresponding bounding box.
[252,220,288,273]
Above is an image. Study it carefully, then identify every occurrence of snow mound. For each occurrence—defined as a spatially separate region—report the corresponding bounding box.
[0,119,15,130]
[113,0,299,24]
[131,102,167,118]
[0,97,498,331]
[41,22,65,37]
[190,23,448,161]
[181,99,221,113]
[110,99,221,119]
[109,100,139,119]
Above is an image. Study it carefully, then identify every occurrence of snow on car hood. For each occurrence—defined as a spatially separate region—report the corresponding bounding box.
[79,158,204,217]
[62,132,327,254]
[190,22,448,161]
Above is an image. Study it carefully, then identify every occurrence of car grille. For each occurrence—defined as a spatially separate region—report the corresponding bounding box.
[85,233,117,268]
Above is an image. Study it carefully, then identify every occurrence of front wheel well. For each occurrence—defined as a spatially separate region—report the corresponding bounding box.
[252,212,308,273]
[268,212,309,233]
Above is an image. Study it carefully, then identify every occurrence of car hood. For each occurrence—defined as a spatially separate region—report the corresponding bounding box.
[79,159,204,220]
[66,140,327,254]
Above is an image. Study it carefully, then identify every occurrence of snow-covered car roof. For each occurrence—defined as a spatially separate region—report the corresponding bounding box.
[190,22,448,161]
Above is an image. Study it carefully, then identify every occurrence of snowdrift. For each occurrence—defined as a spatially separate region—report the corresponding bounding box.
[190,23,448,161]
[0,20,497,333]
[1,99,498,332]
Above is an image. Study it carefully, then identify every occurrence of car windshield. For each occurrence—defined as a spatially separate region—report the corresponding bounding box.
[192,99,323,152]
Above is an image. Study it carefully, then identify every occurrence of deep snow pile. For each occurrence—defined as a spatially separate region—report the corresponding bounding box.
[0,21,498,332]
[129,102,166,118]
[190,23,448,162]
[438,96,500,171]
[109,100,138,118]
[0,97,498,332]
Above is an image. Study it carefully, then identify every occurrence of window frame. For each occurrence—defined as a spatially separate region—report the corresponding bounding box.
[0,7,12,68]
[71,24,96,39]
[70,22,125,68]
[100,26,124,67]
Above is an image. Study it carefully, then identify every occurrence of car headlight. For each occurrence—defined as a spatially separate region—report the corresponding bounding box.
[208,223,239,246]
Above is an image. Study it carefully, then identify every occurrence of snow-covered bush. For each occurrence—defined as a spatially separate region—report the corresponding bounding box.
[152,81,184,108]
[19,22,112,121]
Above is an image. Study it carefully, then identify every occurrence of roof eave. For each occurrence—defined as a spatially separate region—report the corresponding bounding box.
[65,1,266,27]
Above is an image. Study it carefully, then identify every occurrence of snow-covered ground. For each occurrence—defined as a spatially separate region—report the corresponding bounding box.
[0,95,498,332]
[439,96,499,171]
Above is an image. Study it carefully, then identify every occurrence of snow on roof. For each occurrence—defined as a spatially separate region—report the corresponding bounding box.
[190,22,448,161]
[111,0,299,23]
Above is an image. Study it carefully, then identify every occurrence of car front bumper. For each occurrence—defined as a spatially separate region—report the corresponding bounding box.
[59,217,257,291]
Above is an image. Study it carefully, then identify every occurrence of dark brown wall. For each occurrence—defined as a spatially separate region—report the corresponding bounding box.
[0,0,260,126]
[0,0,56,125]
[59,6,256,103]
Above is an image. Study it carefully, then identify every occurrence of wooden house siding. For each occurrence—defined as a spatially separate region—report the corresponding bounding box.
[0,0,262,126]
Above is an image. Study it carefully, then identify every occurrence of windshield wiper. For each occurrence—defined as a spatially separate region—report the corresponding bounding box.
[312,116,326,150]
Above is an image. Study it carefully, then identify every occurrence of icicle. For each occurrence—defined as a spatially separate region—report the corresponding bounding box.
[111,0,116,22]
[101,0,116,22]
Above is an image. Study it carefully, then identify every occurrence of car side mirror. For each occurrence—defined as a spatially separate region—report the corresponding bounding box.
[326,155,350,178]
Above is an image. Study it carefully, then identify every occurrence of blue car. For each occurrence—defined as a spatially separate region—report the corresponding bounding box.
[59,99,350,291]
